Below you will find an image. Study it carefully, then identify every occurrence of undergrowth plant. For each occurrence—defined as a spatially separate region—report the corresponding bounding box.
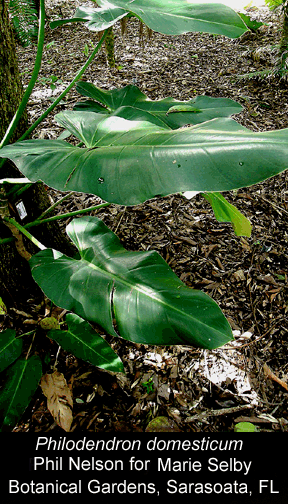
[238,0,288,79]
[0,0,288,431]
[272,0,288,74]
[9,0,39,46]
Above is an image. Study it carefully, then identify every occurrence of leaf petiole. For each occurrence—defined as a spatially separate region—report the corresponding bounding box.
[3,217,46,251]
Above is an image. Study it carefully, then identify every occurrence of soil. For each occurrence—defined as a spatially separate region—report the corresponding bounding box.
[2,0,288,433]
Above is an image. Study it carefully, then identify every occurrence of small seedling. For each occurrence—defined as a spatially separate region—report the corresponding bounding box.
[38,75,63,91]
[83,44,89,57]
[142,377,154,394]
[46,41,56,50]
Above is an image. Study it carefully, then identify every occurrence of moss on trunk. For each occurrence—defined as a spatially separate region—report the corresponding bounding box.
[0,0,27,143]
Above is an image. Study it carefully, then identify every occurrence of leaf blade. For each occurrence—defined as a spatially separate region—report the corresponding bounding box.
[74,82,243,128]
[203,192,252,237]
[0,356,42,432]
[0,329,23,373]
[29,216,233,350]
[50,5,127,31]
[1,115,288,205]
[112,0,247,37]
[48,314,124,372]
[55,1,247,38]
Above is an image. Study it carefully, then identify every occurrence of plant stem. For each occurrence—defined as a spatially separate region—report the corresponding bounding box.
[25,202,111,228]
[19,29,109,142]
[0,0,46,151]
[0,19,107,177]
[25,332,37,360]
[17,329,37,339]
[0,202,110,245]
[3,217,46,250]
[8,183,33,201]
[38,191,74,219]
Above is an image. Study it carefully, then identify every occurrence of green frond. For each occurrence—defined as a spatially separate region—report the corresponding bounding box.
[9,0,39,47]
[236,63,288,80]
[235,68,275,80]
[265,0,283,9]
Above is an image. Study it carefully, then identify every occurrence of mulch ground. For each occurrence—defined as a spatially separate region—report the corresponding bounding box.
[3,0,288,433]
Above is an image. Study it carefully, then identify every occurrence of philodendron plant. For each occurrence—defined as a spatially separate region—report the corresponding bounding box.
[0,0,287,431]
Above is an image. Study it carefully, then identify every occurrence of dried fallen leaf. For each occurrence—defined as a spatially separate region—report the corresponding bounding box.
[157,383,171,401]
[257,274,278,285]
[233,269,246,282]
[263,363,288,392]
[145,416,181,432]
[40,371,73,431]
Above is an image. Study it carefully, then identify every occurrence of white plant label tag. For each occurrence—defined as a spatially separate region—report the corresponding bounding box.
[15,200,28,220]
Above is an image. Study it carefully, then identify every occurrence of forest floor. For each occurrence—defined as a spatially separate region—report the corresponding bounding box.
[6,0,288,433]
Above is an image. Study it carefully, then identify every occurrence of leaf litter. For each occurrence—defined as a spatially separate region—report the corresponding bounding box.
[4,0,288,432]
[40,370,73,432]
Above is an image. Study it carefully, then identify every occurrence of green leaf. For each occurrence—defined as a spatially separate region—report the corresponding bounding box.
[1,113,288,206]
[275,274,285,281]
[51,1,247,38]
[29,216,233,350]
[50,5,127,31]
[48,313,124,373]
[109,0,248,37]
[0,297,7,315]
[0,355,42,431]
[234,421,257,432]
[238,13,264,33]
[57,129,71,140]
[9,0,38,47]
[203,192,252,237]
[74,82,243,128]
[0,329,23,373]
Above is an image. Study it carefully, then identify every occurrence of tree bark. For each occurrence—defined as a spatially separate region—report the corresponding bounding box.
[0,0,74,307]
[0,0,27,143]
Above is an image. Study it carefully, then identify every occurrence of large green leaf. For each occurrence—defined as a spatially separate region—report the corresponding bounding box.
[50,0,248,38]
[29,216,232,349]
[1,112,288,205]
[0,355,42,431]
[0,329,23,373]
[108,0,247,37]
[50,4,127,31]
[48,313,124,373]
[74,82,243,129]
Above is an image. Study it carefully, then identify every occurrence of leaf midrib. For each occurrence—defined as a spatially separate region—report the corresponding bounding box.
[71,253,227,337]
[65,328,116,365]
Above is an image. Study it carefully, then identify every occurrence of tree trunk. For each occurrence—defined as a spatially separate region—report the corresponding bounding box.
[0,0,27,142]
[0,0,74,308]
[0,0,32,307]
